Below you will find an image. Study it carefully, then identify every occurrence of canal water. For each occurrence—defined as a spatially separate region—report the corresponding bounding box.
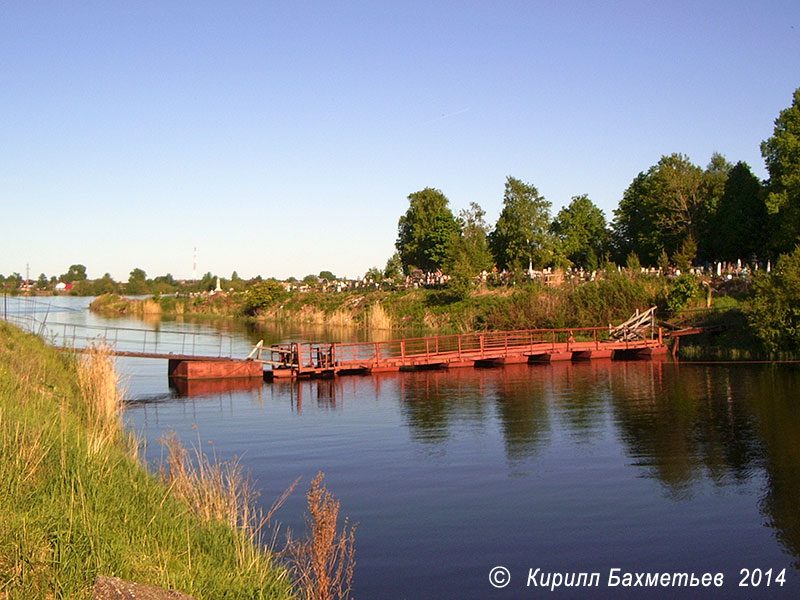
[9,296,800,598]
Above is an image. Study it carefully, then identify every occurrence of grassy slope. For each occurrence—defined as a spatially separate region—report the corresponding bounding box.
[92,274,663,333]
[0,322,293,600]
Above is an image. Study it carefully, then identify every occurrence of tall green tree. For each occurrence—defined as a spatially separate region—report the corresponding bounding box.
[761,87,800,255]
[697,153,733,261]
[383,252,404,281]
[715,162,768,261]
[451,202,494,273]
[612,170,661,264]
[243,279,286,315]
[489,176,553,272]
[445,202,494,297]
[126,267,149,295]
[550,194,610,269]
[364,267,383,282]
[60,264,87,282]
[396,187,459,273]
[91,273,119,296]
[613,154,708,265]
[197,272,214,291]
[229,270,245,292]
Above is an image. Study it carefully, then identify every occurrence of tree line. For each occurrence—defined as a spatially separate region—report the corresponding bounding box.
[393,87,800,284]
[0,263,345,296]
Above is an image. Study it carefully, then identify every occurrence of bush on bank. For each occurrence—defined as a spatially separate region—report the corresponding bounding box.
[747,245,800,356]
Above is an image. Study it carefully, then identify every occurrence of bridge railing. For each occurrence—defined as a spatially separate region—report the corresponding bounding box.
[265,325,662,372]
[39,321,236,358]
[3,296,237,358]
[3,303,235,359]
[330,327,617,366]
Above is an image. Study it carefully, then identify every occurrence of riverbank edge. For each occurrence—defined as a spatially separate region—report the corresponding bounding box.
[0,321,295,599]
[89,277,778,360]
[91,277,661,332]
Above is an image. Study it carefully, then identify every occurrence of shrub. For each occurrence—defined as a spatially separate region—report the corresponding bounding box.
[747,246,800,354]
[667,274,700,315]
[626,252,641,273]
[243,279,286,316]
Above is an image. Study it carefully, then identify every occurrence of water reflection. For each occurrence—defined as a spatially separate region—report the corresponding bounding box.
[746,366,800,566]
[608,362,762,498]
[490,366,552,461]
[397,368,494,445]
[271,377,343,413]
[169,376,264,397]
[339,359,800,569]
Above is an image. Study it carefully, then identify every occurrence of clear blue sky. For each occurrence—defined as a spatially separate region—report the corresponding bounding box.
[2,1,798,281]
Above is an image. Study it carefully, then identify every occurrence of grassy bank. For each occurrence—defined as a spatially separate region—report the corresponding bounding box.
[91,273,664,333]
[0,321,294,599]
[90,293,236,322]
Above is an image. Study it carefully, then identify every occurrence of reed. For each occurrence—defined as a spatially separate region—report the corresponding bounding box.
[324,309,355,327]
[157,431,297,573]
[139,298,163,316]
[89,294,163,319]
[364,302,393,330]
[76,343,125,456]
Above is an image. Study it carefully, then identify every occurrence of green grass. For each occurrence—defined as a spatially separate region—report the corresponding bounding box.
[0,322,294,599]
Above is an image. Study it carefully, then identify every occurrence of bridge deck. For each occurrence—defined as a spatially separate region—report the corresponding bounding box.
[259,326,666,379]
[34,314,666,381]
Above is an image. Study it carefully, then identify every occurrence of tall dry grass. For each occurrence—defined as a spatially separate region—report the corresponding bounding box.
[138,298,163,316]
[324,310,355,327]
[76,343,125,456]
[68,335,359,598]
[0,407,50,498]
[159,432,256,530]
[286,473,357,600]
[290,306,355,327]
[158,432,300,572]
[365,302,393,330]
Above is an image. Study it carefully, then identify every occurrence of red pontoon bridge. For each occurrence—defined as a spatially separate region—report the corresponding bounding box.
[253,308,666,379]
